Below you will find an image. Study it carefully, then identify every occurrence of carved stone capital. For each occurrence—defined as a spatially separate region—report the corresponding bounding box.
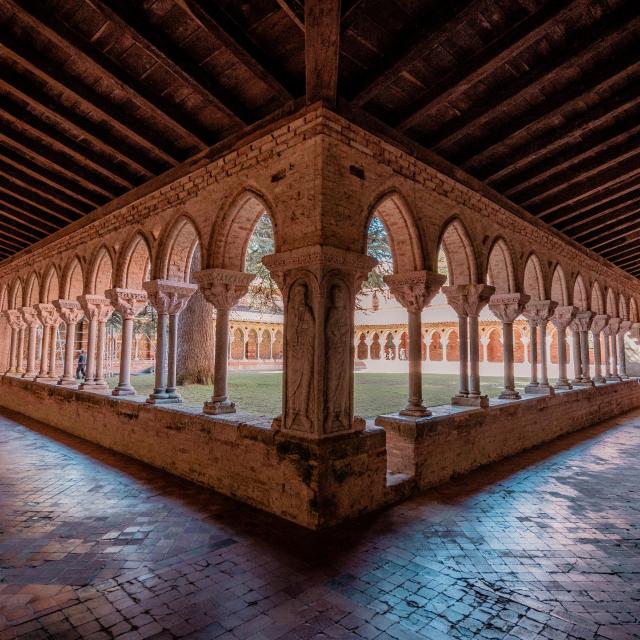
[53,299,84,325]
[441,284,495,317]
[262,245,376,291]
[78,295,113,322]
[550,305,577,331]
[619,319,633,335]
[34,303,58,327]
[383,270,446,313]
[488,292,530,324]
[523,300,558,326]
[4,309,25,330]
[607,317,621,336]
[569,310,594,333]
[590,314,609,335]
[194,269,255,310]
[105,289,148,320]
[631,322,640,342]
[19,306,40,327]
[143,280,198,315]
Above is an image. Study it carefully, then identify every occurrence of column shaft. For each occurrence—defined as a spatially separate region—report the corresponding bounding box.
[604,333,611,377]
[457,315,469,396]
[94,321,108,389]
[580,331,591,382]
[400,308,428,416]
[618,333,627,378]
[539,322,549,386]
[610,333,619,378]
[205,306,233,413]
[556,327,570,388]
[571,330,582,382]
[16,327,25,373]
[592,332,603,383]
[82,317,98,387]
[7,327,17,373]
[166,313,179,397]
[500,321,518,399]
[150,312,168,400]
[37,325,50,379]
[468,314,481,396]
[60,323,77,384]
[24,324,38,378]
[47,325,57,378]
[528,321,538,385]
[113,317,135,396]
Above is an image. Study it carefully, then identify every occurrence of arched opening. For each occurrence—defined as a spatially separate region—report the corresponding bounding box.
[486,328,502,362]
[245,329,258,360]
[370,333,381,360]
[120,235,151,290]
[618,294,628,320]
[606,288,617,316]
[550,265,568,306]
[160,216,200,282]
[384,333,396,360]
[430,331,443,361]
[42,266,60,303]
[630,298,639,322]
[25,273,40,307]
[446,329,459,361]
[356,333,368,360]
[259,330,272,360]
[438,219,477,286]
[10,279,23,310]
[591,281,604,314]
[486,238,515,293]
[523,254,545,301]
[572,274,588,310]
[231,328,244,360]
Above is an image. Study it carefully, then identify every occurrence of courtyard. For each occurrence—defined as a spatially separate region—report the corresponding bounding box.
[106,372,530,419]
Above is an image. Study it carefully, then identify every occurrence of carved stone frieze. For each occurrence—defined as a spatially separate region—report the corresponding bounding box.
[19,307,40,327]
[194,269,255,310]
[442,284,495,318]
[78,295,113,322]
[569,310,594,333]
[53,300,84,325]
[384,271,446,313]
[523,300,558,325]
[550,305,577,331]
[105,289,148,320]
[590,314,610,335]
[619,320,632,335]
[488,292,530,324]
[34,303,58,327]
[143,280,197,315]
[4,309,25,330]
[607,317,621,336]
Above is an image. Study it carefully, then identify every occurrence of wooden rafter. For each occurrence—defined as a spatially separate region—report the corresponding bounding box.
[275,0,304,33]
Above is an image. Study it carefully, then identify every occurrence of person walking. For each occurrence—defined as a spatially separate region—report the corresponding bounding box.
[76,349,86,380]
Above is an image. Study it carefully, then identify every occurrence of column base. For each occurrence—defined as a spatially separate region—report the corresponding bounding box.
[399,404,431,417]
[34,374,51,383]
[525,383,555,395]
[79,380,99,391]
[573,380,595,387]
[451,394,489,408]
[112,384,136,396]
[203,399,236,415]
[22,372,37,381]
[554,380,573,390]
[146,394,182,405]
[498,389,521,400]
[91,379,110,391]
[605,375,622,382]
[58,378,79,388]
[593,376,607,384]
[4,370,19,377]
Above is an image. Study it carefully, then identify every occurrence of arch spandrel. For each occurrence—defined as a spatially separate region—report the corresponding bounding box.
[550,264,568,305]
[523,253,545,301]
[365,190,425,274]
[438,218,478,285]
[485,237,516,294]
[590,281,604,314]
[571,274,588,311]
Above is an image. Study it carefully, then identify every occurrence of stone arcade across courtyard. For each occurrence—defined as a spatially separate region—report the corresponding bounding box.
[1,104,640,529]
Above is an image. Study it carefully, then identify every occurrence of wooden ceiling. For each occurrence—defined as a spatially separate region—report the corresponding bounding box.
[0,0,638,277]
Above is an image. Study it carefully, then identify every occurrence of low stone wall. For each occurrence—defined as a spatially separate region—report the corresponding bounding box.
[0,376,387,530]
[377,380,640,489]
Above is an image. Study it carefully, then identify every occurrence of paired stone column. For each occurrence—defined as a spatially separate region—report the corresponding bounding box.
[47,317,61,379]
[384,270,446,416]
[143,280,197,404]
[442,284,495,408]
[606,317,622,381]
[19,307,40,380]
[53,300,84,387]
[523,300,557,395]
[570,311,594,386]
[77,296,112,391]
[550,306,576,390]
[263,246,375,436]
[194,269,255,414]
[34,303,58,381]
[590,314,609,384]
[618,320,632,379]
[105,289,148,396]
[489,293,530,400]
[3,310,24,375]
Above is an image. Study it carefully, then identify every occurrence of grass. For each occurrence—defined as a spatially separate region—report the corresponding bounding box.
[109,371,529,418]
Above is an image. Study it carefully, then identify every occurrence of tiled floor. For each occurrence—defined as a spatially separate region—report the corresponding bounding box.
[1,408,639,640]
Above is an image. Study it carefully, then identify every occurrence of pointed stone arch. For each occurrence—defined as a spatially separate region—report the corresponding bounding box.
[87,246,115,295]
[365,190,425,273]
[41,265,61,303]
[9,278,23,309]
[605,288,617,316]
[157,215,202,282]
[0,283,7,311]
[61,257,85,299]
[572,274,588,311]
[590,281,604,314]
[523,253,545,301]
[24,272,40,307]
[438,218,478,285]
[116,233,153,289]
[618,294,628,320]
[486,237,516,293]
[550,264,568,305]
[210,189,278,271]
[630,298,639,322]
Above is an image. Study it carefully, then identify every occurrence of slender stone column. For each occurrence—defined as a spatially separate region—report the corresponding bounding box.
[606,317,621,381]
[603,325,612,378]
[105,289,148,396]
[194,269,255,414]
[20,307,40,380]
[384,271,446,416]
[443,284,495,408]
[550,306,576,390]
[53,300,84,387]
[263,246,376,435]
[16,323,25,374]
[590,314,609,384]
[523,300,557,395]
[489,293,530,399]
[618,320,632,379]
[570,311,595,386]
[143,280,197,404]
[3,310,23,375]
[47,319,61,379]
[77,296,112,390]
[34,303,58,381]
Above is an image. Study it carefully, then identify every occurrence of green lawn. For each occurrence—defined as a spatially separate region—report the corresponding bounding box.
[109,371,529,418]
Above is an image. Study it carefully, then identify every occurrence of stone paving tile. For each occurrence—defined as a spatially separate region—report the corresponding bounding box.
[0,407,639,639]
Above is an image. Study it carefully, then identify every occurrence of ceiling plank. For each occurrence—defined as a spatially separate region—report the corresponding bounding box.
[573,207,640,243]
[0,219,42,243]
[562,196,640,235]
[176,0,294,101]
[0,202,60,235]
[85,0,250,126]
[274,0,304,32]
[582,219,640,251]
[0,181,79,224]
[396,0,573,128]
[305,0,341,105]
[4,0,209,149]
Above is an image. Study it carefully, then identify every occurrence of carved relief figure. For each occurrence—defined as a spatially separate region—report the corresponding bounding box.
[286,281,315,430]
[325,282,350,432]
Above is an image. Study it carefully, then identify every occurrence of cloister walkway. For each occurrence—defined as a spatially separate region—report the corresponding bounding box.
[1,409,638,640]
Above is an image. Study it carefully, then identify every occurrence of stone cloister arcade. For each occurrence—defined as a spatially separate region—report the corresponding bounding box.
[1,108,639,528]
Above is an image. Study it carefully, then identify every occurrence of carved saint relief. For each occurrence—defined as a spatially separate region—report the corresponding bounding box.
[324,281,351,432]
[285,281,315,430]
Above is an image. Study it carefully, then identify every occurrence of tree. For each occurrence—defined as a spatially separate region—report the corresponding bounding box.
[176,246,216,385]
[243,214,280,313]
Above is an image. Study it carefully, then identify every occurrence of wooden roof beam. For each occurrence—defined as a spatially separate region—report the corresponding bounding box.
[0,181,79,225]
[5,0,209,149]
[275,0,304,32]
[0,219,42,243]
[0,202,60,236]
[574,208,640,245]
[582,220,640,251]
[562,197,640,235]
[600,242,639,262]
[396,0,574,127]
[176,0,293,102]
[305,0,341,105]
